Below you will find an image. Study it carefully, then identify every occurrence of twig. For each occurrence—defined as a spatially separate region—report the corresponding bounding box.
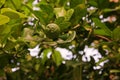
[95,35,112,42]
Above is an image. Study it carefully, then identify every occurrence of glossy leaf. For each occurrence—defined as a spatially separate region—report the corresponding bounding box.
[54,7,66,18]
[92,18,112,36]
[1,8,26,19]
[42,48,52,64]
[65,9,74,21]
[94,29,110,36]
[0,14,10,25]
[55,17,71,31]
[52,50,63,66]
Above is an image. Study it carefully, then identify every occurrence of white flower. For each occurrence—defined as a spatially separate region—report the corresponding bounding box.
[28,45,40,57]
[56,47,73,60]
[82,46,102,62]
[12,67,20,72]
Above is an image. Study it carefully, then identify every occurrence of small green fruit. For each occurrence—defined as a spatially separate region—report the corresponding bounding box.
[45,23,60,39]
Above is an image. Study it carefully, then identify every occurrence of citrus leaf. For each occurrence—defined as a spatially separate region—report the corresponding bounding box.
[55,17,65,24]
[94,29,110,36]
[55,17,71,31]
[52,50,63,66]
[70,0,84,8]
[1,8,26,19]
[0,14,10,25]
[88,1,98,7]
[70,4,87,26]
[42,48,52,65]
[40,4,53,15]
[96,57,108,66]
[40,4,54,23]
[65,9,74,21]
[92,18,112,36]
[112,27,120,42]
[54,7,66,18]
[59,22,71,31]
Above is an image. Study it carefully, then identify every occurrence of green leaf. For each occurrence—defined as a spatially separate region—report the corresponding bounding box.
[70,0,85,8]
[42,48,52,65]
[59,22,71,31]
[70,4,87,26]
[1,8,26,19]
[112,27,120,42]
[0,0,6,8]
[58,0,68,6]
[94,29,111,36]
[4,40,16,51]
[97,0,109,9]
[65,9,74,21]
[39,4,54,24]
[34,11,48,25]
[55,17,65,24]
[55,17,71,31]
[103,8,116,13]
[92,18,112,36]
[52,50,63,66]
[40,4,53,15]
[0,14,10,25]
[0,24,14,43]
[88,1,98,7]
[11,0,22,9]
[96,57,108,66]
[54,7,66,18]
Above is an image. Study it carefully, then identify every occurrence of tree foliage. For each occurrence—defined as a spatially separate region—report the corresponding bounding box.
[0,0,120,80]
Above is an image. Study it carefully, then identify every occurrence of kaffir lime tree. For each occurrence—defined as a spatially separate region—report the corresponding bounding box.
[0,0,120,80]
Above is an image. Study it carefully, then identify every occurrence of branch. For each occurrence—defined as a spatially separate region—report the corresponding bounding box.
[95,35,112,42]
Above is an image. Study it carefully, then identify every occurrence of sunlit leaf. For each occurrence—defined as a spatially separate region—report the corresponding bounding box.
[1,8,26,19]
[0,14,10,25]
[94,29,111,36]
[92,18,112,36]
[42,48,52,64]
[54,7,66,18]
[65,9,74,21]
[52,50,63,66]
[55,17,71,31]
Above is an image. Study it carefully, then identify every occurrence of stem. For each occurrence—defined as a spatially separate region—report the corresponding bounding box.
[79,65,82,80]
[95,35,112,42]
